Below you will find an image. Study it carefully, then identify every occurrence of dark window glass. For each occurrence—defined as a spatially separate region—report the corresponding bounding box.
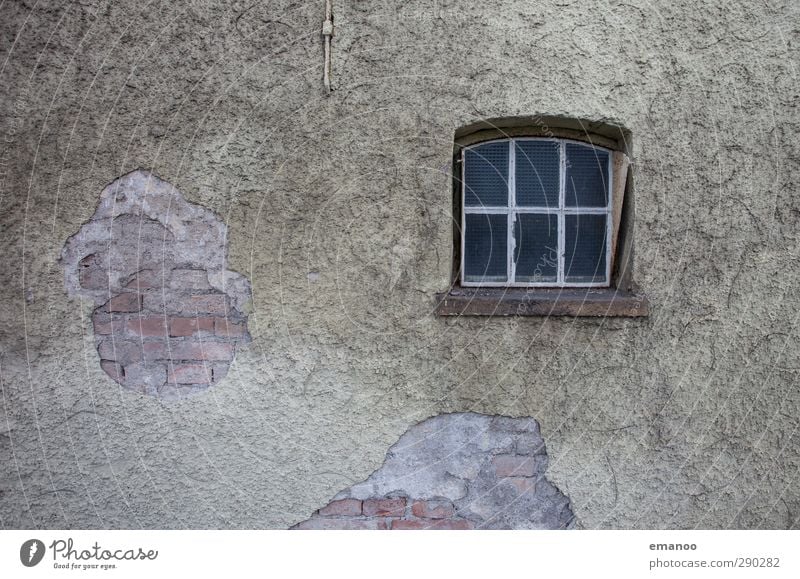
[514,213,558,282]
[515,140,560,208]
[464,142,509,207]
[565,143,609,208]
[565,214,607,283]
[464,213,507,282]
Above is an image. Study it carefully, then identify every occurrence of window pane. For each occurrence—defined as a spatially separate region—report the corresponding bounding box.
[464,142,509,207]
[514,213,558,283]
[515,140,560,208]
[564,214,607,283]
[565,143,609,208]
[463,213,507,282]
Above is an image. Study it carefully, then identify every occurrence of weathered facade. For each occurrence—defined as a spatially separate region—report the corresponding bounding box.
[1,1,798,529]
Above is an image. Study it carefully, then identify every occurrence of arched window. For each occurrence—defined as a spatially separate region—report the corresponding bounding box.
[438,117,648,317]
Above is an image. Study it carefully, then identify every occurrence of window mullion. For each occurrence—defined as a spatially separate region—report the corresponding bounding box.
[460,148,465,285]
[605,148,613,285]
[558,141,566,284]
[508,139,515,283]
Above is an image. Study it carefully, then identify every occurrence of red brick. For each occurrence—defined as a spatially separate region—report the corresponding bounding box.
[214,318,246,337]
[492,455,537,477]
[168,363,212,384]
[126,316,167,337]
[100,360,124,382]
[107,292,142,312]
[363,498,406,517]
[318,499,362,517]
[391,519,472,530]
[292,518,388,530]
[79,254,108,290]
[92,315,115,335]
[144,340,234,361]
[411,500,455,519]
[169,316,214,337]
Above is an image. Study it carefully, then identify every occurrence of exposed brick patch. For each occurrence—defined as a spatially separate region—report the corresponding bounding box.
[107,292,142,313]
[492,454,538,478]
[214,318,247,337]
[185,294,228,315]
[61,170,252,399]
[291,413,575,530]
[391,519,472,530]
[169,269,211,290]
[126,316,167,337]
[504,477,537,495]
[125,269,161,290]
[211,363,230,384]
[169,317,214,337]
[144,340,234,362]
[79,254,108,290]
[294,494,472,531]
[363,497,406,517]
[97,339,142,365]
[292,518,389,530]
[100,360,124,382]
[168,363,212,385]
[92,316,114,335]
[317,499,362,517]
[411,500,455,519]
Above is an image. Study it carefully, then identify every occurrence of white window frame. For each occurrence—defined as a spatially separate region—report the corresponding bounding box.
[460,137,613,288]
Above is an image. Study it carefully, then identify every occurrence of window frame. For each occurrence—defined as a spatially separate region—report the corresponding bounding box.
[437,117,649,317]
[460,137,613,289]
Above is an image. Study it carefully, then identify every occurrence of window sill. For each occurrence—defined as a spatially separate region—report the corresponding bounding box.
[434,286,649,317]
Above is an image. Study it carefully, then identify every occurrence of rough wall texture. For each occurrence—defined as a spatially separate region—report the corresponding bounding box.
[60,170,251,398]
[1,0,799,529]
[293,413,575,529]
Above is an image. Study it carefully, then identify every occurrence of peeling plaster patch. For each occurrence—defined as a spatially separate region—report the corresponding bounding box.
[61,170,251,399]
[293,413,576,529]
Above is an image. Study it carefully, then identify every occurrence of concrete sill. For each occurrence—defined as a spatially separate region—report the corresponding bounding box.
[434,286,650,317]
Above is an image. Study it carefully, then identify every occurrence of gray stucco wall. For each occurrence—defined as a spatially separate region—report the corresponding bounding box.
[1,0,798,528]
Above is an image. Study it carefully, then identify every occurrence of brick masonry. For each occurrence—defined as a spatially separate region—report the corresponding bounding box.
[291,413,575,530]
[61,170,252,399]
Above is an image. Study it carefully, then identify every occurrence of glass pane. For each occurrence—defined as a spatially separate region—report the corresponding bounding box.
[464,142,509,207]
[565,143,609,208]
[515,140,560,208]
[514,213,558,283]
[463,213,508,282]
[565,214,607,283]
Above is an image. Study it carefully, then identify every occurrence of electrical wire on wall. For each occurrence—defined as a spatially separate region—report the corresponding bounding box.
[322,0,334,92]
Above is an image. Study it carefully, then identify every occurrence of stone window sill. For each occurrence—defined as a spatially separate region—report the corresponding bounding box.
[434,286,649,317]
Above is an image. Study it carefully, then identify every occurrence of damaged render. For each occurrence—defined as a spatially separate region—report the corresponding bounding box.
[293,413,575,529]
[60,170,252,399]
